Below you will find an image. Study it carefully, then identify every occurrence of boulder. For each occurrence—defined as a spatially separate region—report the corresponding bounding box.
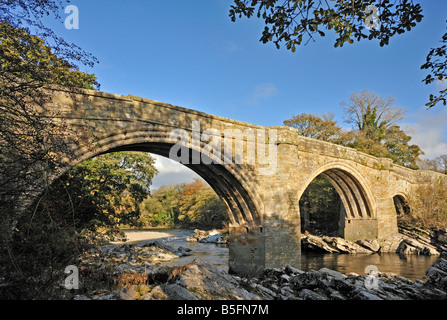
[301,234,340,253]
[76,255,447,300]
[397,237,439,255]
[298,288,328,300]
[436,228,447,245]
[351,287,383,300]
[119,285,142,300]
[301,234,373,254]
[356,239,381,252]
[187,229,219,242]
[322,236,372,254]
[142,284,198,300]
[426,258,447,289]
[379,233,405,253]
[199,232,228,244]
[172,259,260,300]
[142,241,191,258]
[318,267,346,280]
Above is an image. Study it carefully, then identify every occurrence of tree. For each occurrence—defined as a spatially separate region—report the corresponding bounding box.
[0,0,97,68]
[437,154,447,174]
[0,19,99,197]
[18,151,157,248]
[421,30,447,108]
[3,151,157,298]
[381,125,423,169]
[0,0,99,203]
[229,1,446,108]
[284,90,423,168]
[140,179,228,229]
[46,152,158,235]
[405,179,447,229]
[419,154,447,174]
[140,185,181,227]
[0,1,99,257]
[283,112,343,143]
[0,2,100,296]
[342,90,404,141]
[0,23,99,260]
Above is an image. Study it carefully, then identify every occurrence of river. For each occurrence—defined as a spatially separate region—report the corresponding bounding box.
[120,229,441,281]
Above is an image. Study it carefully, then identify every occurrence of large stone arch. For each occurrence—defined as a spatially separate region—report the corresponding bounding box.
[299,162,378,241]
[53,122,264,229]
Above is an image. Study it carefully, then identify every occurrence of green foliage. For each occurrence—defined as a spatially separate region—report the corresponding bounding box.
[0,22,101,288]
[0,0,98,68]
[38,152,158,236]
[0,21,99,90]
[1,151,157,297]
[0,2,101,299]
[342,90,423,168]
[230,1,423,50]
[140,179,228,229]
[0,22,100,204]
[141,185,180,227]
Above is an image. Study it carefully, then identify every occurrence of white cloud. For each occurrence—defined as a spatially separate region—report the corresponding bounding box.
[403,108,447,159]
[150,154,203,190]
[247,83,278,105]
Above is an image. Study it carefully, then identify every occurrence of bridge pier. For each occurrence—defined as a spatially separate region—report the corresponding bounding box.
[228,219,301,276]
[343,218,378,241]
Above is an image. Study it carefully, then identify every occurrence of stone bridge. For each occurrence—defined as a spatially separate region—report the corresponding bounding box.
[39,87,445,275]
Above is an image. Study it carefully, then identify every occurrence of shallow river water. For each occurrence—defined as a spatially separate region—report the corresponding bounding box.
[123,229,442,281]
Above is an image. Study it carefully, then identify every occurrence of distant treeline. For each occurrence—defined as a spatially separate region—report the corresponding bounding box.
[139,179,228,229]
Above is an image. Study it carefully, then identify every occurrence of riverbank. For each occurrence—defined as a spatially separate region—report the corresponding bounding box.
[68,229,447,300]
[73,248,447,300]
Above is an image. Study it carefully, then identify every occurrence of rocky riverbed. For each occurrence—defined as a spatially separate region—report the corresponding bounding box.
[300,225,447,256]
[70,236,447,300]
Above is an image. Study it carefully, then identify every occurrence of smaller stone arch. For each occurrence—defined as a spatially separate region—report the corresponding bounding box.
[300,163,376,218]
[299,162,378,241]
[393,193,410,216]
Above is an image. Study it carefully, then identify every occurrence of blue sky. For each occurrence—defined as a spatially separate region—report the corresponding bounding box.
[50,0,447,188]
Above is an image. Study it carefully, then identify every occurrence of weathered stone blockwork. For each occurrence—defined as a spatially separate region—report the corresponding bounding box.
[37,87,446,275]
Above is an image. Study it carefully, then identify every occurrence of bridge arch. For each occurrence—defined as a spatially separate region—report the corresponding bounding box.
[299,162,377,240]
[393,193,410,216]
[57,127,263,228]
